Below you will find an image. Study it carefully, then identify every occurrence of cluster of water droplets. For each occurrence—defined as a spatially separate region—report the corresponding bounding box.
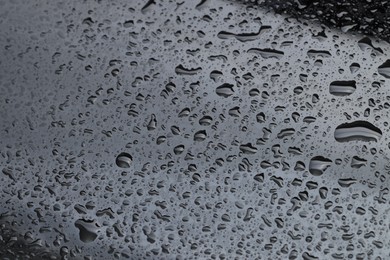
[0,0,390,259]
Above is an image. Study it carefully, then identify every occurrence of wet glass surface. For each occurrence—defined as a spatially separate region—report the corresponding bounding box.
[0,0,390,259]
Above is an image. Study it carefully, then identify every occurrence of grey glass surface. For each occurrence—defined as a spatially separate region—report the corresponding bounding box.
[0,0,389,259]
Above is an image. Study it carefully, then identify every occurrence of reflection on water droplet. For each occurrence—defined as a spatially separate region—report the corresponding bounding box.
[349,63,360,73]
[116,153,133,168]
[147,114,157,131]
[210,70,223,82]
[248,48,284,59]
[338,178,357,188]
[217,26,271,42]
[174,145,185,155]
[75,219,99,243]
[378,60,390,78]
[329,81,356,96]
[334,121,382,142]
[351,156,367,168]
[307,49,331,58]
[309,156,332,176]
[194,130,207,141]
[175,65,202,75]
[239,143,258,154]
[199,115,213,126]
[358,37,383,54]
[216,83,234,97]
[277,128,295,138]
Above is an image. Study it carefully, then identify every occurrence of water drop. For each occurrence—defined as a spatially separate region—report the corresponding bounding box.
[248,48,284,59]
[309,156,332,176]
[329,81,356,96]
[334,121,382,142]
[175,65,202,75]
[75,219,99,243]
[216,83,234,97]
[116,153,133,168]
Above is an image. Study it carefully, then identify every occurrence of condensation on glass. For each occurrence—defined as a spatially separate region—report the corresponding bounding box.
[0,0,389,259]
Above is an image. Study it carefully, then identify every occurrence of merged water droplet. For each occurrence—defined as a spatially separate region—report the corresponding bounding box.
[239,143,258,154]
[75,219,99,243]
[350,156,367,168]
[358,37,383,54]
[217,25,271,42]
[309,156,332,176]
[277,128,295,138]
[175,65,202,75]
[216,83,234,97]
[247,48,284,59]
